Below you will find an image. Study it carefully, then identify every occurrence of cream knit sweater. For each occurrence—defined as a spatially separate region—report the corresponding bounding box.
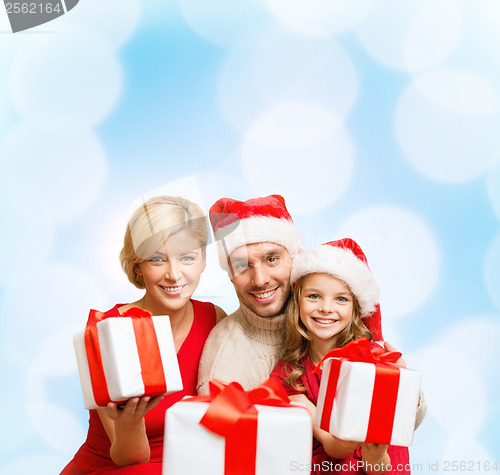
[197,303,286,395]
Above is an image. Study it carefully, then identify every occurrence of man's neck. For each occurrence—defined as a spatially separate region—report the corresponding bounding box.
[239,302,286,331]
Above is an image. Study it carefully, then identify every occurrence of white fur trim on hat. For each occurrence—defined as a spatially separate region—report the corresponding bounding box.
[290,245,380,317]
[215,216,302,270]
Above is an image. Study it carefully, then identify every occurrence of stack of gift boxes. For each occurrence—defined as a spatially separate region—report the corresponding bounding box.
[73,310,421,474]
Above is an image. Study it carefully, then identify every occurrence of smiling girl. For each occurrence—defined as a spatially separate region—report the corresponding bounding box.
[271,239,412,475]
[61,196,225,474]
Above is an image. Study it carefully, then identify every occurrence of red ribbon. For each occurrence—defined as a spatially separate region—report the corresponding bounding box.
[314,338,402,444]
[188,377,293,475]
[84,307,167,407]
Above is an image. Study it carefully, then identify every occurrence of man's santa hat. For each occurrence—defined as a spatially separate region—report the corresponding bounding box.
[290,238,383,341]
[209,194,302,270]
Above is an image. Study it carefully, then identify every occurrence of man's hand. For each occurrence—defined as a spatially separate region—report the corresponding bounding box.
[384,341,407,368]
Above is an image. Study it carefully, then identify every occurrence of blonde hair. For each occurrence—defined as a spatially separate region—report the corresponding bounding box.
[283,274,373,391]
[120,196,208,289]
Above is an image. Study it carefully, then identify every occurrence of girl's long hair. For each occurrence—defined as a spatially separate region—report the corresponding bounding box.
[283,274,374,391]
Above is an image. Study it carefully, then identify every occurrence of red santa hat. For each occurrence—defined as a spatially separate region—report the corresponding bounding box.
[209,194,302,270]
[290,238,383,341]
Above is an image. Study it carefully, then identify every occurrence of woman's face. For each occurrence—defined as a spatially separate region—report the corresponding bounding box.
[134,229,206,315]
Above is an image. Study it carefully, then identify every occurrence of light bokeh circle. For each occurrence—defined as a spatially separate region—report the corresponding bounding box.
[486,160,500,221]
[440,318,500,394]
[0,90,6,128]
[0,455,67,475]
[413,69,500,115]
[410,345,486,436]
[0,174,54,286]
[484,231,500,313]
[265,0,375,37]
[336,206,440,319]
[0,263,106,366]
[0,352,36,454]
[402,0,463,72]
[179,0,267,47]
[31,326,82,378]
[395,69,500,184]
[476,0,500,58]
[355,0,463,72]
[219,28,359,132]
[443,436,494,463]
[25,365,87,455]
[407,317,500,444]
[65,0,142,49]
[241,101,355,215]
[9,25,122,132]
[197,172,252,209]
[1,123,107,223]
[27,401,86,454]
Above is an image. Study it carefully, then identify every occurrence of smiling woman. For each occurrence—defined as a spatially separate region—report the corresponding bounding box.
[60,196,226,475]
[132,230,207,333]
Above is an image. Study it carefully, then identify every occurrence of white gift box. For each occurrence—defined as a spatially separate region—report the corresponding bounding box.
[315,359,422,447]
[163,399,312,475]
[73,313,183,409]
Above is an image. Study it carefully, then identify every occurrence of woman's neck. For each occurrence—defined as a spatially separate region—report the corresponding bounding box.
[125,295,190,324]
[126,295,194,352]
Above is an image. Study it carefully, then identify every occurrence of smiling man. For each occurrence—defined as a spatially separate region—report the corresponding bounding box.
[197,195,302,394]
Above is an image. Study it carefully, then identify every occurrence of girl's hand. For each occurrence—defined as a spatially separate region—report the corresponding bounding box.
[289,394,360,459]
[331,436,362,454]
[361,443,388,463]
[317,430,361,459]
[289,394,317,423]
[361,443,390,475]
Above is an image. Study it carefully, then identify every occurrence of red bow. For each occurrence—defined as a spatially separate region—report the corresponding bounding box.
[314,338,402,444]
[86,307,153,326]
[189,378,292,475]
[314,337,401,372]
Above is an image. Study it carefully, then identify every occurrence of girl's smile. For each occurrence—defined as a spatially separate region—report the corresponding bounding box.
[299,273,354,347]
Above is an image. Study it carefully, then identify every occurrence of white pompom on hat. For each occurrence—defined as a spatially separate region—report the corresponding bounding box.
[291,238,383,341]
[209,194,302,270]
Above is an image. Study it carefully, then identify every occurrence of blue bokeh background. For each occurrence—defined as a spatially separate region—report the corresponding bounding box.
[1,0,500,473]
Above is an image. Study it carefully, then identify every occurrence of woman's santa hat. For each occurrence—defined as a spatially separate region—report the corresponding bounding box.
[209,194,302,270]
[291,238,383,341]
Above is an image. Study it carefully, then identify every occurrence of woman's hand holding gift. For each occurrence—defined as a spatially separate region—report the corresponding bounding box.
[99,395,164,466]
[106,395,164,426]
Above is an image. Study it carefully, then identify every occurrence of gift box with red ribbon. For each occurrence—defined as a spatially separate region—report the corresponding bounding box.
[314,338,422,447]
[163,378,312,475]
[73,307,183,409]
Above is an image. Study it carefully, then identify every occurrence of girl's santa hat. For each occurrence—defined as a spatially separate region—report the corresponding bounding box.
[209,194,302,270]
[291,238,383,341]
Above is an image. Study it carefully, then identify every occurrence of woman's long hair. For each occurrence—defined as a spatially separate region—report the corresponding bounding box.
[282,274,373,391]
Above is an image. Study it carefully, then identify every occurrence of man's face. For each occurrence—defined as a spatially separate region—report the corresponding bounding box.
[228,242,293,317]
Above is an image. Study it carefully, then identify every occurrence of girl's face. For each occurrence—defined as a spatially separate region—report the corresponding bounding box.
[299,273,354,346]
[134,229,206,315]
